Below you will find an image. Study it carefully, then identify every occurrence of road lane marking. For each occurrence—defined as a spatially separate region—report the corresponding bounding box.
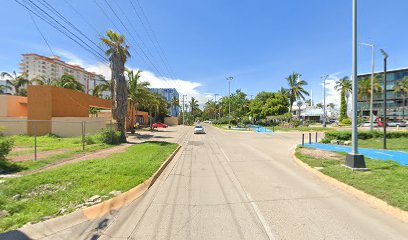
[219,147,231,162]
[375,151,393,157]
[246,192,276,240]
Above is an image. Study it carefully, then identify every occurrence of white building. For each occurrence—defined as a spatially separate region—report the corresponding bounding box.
[19,53,105,94]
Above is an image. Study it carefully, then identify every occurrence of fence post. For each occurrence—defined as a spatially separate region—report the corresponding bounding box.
[34,121,37,160]
[309,132,311,144]
[315,132,318,142]
[302,133,304,146]
[82,121,85,151]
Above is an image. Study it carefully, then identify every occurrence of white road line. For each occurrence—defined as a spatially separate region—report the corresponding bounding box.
[375,151,393,157]
[246,192,276,240]
[219,147,231,162]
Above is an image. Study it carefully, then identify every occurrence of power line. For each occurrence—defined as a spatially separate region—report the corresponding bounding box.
[63,0,101,38]
[24,0,55,56]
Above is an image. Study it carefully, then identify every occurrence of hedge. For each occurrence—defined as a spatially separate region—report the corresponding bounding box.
[321,131,408,143]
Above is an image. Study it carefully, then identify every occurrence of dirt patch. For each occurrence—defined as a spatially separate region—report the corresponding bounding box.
[11,147,32,153]
[9,149,70,162]
[298,148,343,160]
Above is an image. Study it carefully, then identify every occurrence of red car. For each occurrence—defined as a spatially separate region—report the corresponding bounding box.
[152,122,168,128]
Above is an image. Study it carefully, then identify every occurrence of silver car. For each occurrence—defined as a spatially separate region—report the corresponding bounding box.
[387,121,407,127]
[194,125,205,134]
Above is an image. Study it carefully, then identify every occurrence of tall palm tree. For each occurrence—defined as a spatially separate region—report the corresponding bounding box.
[1,71,29,96]
[101,30,130,142]
[190,97,199,116]
[393,76,408,120]
[286,72,309,113]
[126,69,142,133]
[31,75,53,86]
[335,76,352,121]
[358,76,382,117]
[51,74,85,92]
[171,96,180,116]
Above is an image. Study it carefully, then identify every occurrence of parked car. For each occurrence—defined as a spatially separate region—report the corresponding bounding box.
[152,122,168,128]
[361,121,378,127]
[194,125,205,134]
[203,120,213,124]
[387,121,407,127]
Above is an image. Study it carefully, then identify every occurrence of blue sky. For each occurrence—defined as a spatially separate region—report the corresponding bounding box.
[1,0,408,106]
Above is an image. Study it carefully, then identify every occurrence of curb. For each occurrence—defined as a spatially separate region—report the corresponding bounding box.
[292,149,408,223]
[6,145,181,239]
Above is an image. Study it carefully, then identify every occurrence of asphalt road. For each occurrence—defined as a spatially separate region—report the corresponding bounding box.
[41,125,408,239]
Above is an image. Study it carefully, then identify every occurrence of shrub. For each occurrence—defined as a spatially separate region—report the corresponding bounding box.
[340,118,352,125]
[291,119,302,128]
[84,135,96,145]
[0,138,13,160]
[321,130,408,143]
[96,128,122,145]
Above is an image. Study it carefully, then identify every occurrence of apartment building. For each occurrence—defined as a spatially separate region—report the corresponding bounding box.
[149,88,180,117]
[19,53,105,94]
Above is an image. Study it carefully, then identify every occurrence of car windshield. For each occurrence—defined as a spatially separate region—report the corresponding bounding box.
[195,126,203,128]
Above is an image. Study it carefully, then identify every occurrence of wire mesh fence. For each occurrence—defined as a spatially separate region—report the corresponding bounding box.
[0,119,114,161]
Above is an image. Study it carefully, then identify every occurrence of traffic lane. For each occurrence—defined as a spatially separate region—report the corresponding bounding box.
[208,126,408,239]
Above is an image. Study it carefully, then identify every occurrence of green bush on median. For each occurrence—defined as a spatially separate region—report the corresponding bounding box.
[321,130,408,143]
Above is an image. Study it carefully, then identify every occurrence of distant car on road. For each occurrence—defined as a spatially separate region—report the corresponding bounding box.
[194,125,205,134]
[152,122,168,128]
[361,121,378,127]
[203,120,213,124]
[387,121,406,127]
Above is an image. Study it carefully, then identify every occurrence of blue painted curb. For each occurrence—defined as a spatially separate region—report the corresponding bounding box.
[302,143,408,166]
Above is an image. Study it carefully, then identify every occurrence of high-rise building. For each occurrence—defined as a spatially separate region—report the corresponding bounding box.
[357,67,408,120]
[149,88,180,117]
[19,53,105,94]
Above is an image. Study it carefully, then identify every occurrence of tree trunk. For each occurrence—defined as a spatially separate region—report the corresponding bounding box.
[135,102,139,128]
[130,101,135,134]
[111,54,128,142]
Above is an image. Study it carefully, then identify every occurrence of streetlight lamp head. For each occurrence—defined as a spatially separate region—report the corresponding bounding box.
[380,49,388,59]
[226,76,234,81]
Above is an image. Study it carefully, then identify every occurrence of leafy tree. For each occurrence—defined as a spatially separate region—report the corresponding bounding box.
[189,97,200,117]
[126,69,142,133]
[249,91,289,120]
[101,30,130,142]
[203,99,217,120]
[316,103,323,108]
[0,84,11,94]
[358,75,382,116]
[335,76,352,121]
[171,96,180,116]
[393,76,408,120]
[286,72,309,113]
[52,74,85,92]
[0,71,29,96]
[92,79,111,98]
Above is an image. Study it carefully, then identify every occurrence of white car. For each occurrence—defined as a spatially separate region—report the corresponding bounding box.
[361,121,378,127]
[194,125,205,134]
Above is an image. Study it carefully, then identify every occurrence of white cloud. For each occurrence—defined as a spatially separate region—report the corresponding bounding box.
[55,49,210,107]
[321,73,342,108]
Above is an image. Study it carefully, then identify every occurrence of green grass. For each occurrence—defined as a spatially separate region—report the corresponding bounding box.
[9,134,86,151]
[295,147,408,212]
[0,141,178,232]
[359,138,408,152]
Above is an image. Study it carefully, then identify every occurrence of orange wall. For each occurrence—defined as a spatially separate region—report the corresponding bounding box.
[27,85,112,135]
[0,95,27,117]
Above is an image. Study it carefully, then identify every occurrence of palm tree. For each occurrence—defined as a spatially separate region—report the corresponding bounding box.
[101,30,130,142]
[0,84,11,94]
[126,69,143,133]
[358,76,382,117]
[286,72,309,113]
[1,71,29,96]
[190,97,199,116]
[31,75,53,86]
[171,96,180,116]
[92,79,111,98]
[335,76,352,121]
[51,74,85,92]
[393,76,408,120]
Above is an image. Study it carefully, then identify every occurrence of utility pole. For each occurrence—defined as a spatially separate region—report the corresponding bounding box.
[226,76,234,128]
[346,0,366,169]
[214,93,219,121]
[182,94,187,125]
[360,42,376,131]
[381,49,388,149]
[321,75,329,127]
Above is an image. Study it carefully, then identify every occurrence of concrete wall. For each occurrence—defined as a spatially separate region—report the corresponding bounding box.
[51,117,108,137]
[0,95,28,117]
[0,117,27,135]
[27,85,111,135]
[164,117,179,126]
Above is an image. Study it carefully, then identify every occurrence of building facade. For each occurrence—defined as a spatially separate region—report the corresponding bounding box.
[357,67,408,120]
[20,53,105,94]
[149,88,180,117]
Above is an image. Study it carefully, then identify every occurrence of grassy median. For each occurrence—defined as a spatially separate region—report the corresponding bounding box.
[0,141,178,232]
[295,147,408,212]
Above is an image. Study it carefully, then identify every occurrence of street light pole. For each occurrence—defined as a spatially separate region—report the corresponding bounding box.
[360,42,376,131]
[182,94,187,125]
[321,75,328,127]
[214,93,219,121]
[381,49,388,149]
[346,0,366,169]
[226,76,233,128]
